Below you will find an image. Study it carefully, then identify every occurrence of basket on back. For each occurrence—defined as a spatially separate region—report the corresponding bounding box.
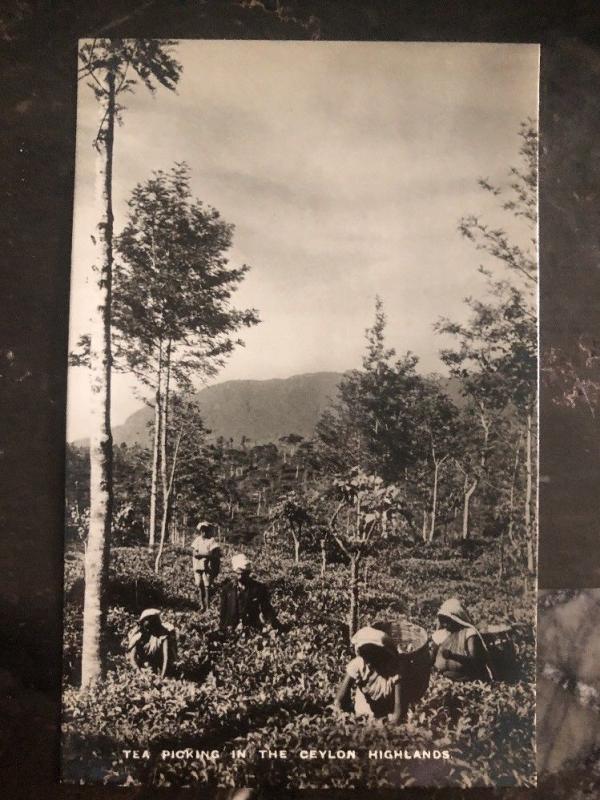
[372,617,431,707]
[479,622,518,682]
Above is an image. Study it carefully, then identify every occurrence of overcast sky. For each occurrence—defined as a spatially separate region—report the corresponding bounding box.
[67,40,539,441]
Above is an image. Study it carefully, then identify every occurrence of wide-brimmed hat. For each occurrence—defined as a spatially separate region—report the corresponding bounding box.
[196,520,213,531]
[351,626,397,656]
[437,598,473,628]
[139,608,161,622]
[231,553,251,571]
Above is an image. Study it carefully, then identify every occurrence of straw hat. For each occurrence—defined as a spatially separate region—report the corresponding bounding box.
[437,598,473,628]
[196,520,213,531]
[231,553,251,571]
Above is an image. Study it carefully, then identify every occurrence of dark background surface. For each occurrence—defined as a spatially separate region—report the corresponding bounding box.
[3,1,600,797]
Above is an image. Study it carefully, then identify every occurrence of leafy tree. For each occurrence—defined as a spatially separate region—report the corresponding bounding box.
[270,490,311,564]
[326,469,404,638]
[112,443,152,542]
[114,162,259,550]
[436,121,537,563]
[76,38,182,688]
[316,297,424,482]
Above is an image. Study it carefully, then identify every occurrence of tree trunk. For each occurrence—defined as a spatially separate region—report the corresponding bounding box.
[348,554,360,639]
[158,340,172,547]
[525,410,535,574]
[320,538,327,578]
[460,403,490,542]
[422,510,428,542]
[462,479,477,540]
[291,528,300,564]
[155,430,182,574]
[508,432,522,544]
[148,344,162,550]
[81,71,115,689]
[428,460,440,543]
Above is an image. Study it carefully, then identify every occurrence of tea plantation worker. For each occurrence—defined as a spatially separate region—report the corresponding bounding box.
[127,609,177,679]
[219,553,279,633]
[431,598,492,682]
[191,520,221,611]
[334,626,404,723]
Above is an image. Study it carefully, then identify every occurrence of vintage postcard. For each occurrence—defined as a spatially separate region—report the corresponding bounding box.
[61,39,539,788]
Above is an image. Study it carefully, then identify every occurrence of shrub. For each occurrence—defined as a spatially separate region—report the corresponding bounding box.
[62,543,535,788]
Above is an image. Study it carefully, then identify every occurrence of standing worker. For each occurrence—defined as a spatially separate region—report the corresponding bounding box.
[219,553,279,633]
[191,520,221,611]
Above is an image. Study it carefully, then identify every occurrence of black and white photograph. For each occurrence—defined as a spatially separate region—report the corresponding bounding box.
[60,39,539,789]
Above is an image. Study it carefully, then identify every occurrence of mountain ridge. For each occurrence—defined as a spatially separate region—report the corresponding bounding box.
[72,370,464,448]
[74,371,344,448]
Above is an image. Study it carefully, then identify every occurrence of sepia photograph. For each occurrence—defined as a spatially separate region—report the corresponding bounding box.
[61,39,539,788]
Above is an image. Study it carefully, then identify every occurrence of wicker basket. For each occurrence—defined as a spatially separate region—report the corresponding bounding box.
[480,622,518,682]
[372,617,431,707]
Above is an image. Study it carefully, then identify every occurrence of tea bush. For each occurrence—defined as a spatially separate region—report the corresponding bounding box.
[62,543,535,788]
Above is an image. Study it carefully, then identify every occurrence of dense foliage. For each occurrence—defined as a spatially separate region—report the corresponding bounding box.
[62,541,535,788]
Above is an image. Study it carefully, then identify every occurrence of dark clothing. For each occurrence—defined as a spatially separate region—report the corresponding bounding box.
[219,576,278,631]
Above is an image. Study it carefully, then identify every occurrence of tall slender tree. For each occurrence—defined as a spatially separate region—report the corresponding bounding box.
[77,39,181,688]
[114,163,259,555]
[316,297,424,482]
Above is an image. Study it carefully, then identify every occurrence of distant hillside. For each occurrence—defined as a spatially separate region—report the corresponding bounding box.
[109,372,344,448]
[73,370,467,448]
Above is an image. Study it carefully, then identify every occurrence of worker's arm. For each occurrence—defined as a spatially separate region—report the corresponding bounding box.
[334,674,353,713]
[259,586,279,629]
[429,640,439,665]
[160,638,170,679]
[126,629,142,669]
[127,647,140,670]
[389,681,404,724]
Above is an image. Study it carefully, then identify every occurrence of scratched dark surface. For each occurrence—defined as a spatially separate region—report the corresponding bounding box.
[536,591,600,795]
[3,1,600,799]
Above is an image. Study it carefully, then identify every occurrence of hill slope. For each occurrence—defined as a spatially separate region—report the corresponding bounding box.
[110,372,344,447]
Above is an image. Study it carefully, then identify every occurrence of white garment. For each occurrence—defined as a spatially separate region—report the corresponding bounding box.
[192,536,219,557]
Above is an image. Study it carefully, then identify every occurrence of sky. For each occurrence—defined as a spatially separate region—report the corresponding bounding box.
[67,41,539,441]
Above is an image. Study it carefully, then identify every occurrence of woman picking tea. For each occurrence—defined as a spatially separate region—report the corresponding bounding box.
[334,626,404,723]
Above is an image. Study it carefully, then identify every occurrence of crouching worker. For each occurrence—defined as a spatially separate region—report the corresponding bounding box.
[127,609,177,679]
[191,520,221,611]
[431,598,492,682]
[334,626,404,723]
[219,554,279,634]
